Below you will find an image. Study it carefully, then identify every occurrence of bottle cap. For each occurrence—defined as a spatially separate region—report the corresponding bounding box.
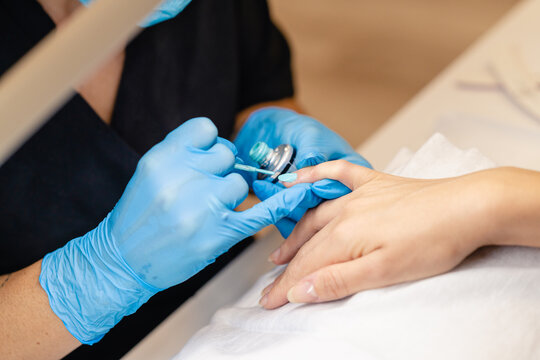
[249,142,272,165]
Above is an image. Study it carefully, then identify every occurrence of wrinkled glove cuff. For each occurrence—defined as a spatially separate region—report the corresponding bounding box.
[39,214,161,345]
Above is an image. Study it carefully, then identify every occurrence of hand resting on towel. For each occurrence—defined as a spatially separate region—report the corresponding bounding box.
[260,161,540,309]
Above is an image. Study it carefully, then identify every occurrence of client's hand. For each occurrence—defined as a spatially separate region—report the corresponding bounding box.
[260,161,540,309]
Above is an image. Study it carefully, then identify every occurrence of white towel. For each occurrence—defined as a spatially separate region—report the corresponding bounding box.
[175,133,540,360]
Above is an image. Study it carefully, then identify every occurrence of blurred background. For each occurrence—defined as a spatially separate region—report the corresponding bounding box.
[268,0,520,148]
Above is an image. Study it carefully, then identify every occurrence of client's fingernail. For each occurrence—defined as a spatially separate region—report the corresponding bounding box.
[259,294,268,307]
[278,173,297,183]
[268,248,281,263]
[287,281,318,303]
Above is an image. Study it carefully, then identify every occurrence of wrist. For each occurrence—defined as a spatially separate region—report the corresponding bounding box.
[39,215,160,345]
[475,167,540,248]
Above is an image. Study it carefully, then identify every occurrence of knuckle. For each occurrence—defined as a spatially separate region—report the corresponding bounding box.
[320,269,349,299]
[154,185,176,211]
[331,222,349,242]
[335,159,350,175]
[138,152,160,174]
[307,165,319,179]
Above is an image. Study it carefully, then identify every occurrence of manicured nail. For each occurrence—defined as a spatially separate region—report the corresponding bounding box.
[287,281,318,303]
[278,173,297,183]
[259,294,268,307]
[268,248,281,263]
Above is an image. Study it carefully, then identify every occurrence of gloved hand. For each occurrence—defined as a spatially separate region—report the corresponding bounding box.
[252,179,349,238]
[40,117,314,345]
[235,107,372,238]
[78,0,192,27]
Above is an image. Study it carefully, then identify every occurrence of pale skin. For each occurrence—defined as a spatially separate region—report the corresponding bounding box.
[259,161,540,309]
[0,0,298,358]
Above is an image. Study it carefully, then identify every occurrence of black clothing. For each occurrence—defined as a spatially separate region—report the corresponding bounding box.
[0,0,293,358]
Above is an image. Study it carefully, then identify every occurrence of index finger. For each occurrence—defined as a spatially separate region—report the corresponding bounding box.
[284,159,377,190]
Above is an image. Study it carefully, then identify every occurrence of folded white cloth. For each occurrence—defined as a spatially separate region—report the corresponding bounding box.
[175,133,540,360]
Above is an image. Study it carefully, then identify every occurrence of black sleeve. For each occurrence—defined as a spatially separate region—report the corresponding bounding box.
[236,0,294,111]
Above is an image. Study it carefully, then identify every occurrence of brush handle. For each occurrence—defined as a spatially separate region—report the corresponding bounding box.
[234,163,275,176]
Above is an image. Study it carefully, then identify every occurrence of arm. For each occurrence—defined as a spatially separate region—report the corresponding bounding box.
[0,118,312,359]
[260,163,540,309]
[0,262,80,360]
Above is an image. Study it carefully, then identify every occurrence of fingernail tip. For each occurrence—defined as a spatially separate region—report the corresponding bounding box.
[286,288,297,303]
[278,173,298,183]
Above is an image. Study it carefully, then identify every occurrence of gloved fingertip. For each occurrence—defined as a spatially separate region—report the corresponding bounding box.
[276,218,296,239]
[216,137,238,157]
[166,117,218,150]
[252,181,285,201]
[288,206,308,223]
[191,117,218,135]
[211,142,236,163]
[220,173,249,208]
[311,179,351,200]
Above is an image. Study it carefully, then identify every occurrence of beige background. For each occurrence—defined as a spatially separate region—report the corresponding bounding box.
[268,0,520,149]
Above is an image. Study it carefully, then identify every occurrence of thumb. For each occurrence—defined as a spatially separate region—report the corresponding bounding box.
[311,179,352,200]
[253,180,322,221]
[217,173,249,210]
[252,180,316,238]
[252,180,285,201]
[230,183,314,237]
[216,137,238,157]
[164,117,218,150]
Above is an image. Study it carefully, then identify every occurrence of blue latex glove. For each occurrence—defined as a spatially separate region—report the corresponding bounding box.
[78,0,192,27]
[235,107,372,237]
[253,179,352,238]
[40,117,314,344]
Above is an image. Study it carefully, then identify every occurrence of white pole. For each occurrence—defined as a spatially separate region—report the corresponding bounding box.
[0,0,164,164]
